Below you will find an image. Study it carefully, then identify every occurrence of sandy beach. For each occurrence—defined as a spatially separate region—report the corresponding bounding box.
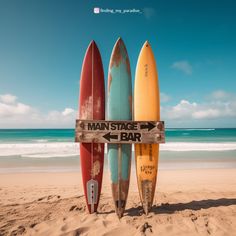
[1,0,236,235]
[0,169,236,236]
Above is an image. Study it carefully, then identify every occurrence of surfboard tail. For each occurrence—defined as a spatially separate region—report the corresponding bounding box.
[86,179,99,213]
[135,143,159,215]
[111,178,129,218]
[115,200,126,218]
[140,180,154,214]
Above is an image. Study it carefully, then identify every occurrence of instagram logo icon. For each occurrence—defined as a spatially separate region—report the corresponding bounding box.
[94,7,100,14]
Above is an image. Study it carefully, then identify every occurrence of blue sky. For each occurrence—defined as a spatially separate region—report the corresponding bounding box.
[0,0,236,128]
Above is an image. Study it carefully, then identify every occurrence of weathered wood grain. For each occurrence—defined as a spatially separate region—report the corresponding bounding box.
[75,120,165,144]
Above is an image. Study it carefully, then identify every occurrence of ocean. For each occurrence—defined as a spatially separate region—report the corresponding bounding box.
[0,128,236,173]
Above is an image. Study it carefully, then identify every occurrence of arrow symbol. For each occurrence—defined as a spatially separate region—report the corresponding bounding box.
[140,122,156,131]
[103,132,119,141]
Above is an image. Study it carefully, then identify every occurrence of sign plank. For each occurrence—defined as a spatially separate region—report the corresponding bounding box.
[75,120,165,144]
[75,131,165,144]
[76,120,164,133]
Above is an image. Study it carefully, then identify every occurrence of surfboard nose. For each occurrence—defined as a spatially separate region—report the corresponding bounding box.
[88,40,99,50]
[143,40,151,49]
[113,37,125,50]
[116,37,123,44]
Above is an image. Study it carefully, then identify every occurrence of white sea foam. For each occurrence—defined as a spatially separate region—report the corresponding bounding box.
[0,142,236,158]
[0,167,80,174]
[21,153,79,158]
[0,142,80,158]
[160,142,236,151]
[33,139,49,143]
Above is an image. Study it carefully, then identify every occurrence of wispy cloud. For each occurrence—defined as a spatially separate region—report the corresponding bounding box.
[2,91,236,128]
[161,90,236,123]
[160,92,171,103]
[0,94,76,128]
[171,60,192,75]
[162,99,235,120]
[62,108,75,116]
[0,95,32,117]
[0,94,17,104]
[209,90,235,101]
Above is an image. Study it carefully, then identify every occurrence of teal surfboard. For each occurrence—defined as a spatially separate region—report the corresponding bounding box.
[107,38,132,218]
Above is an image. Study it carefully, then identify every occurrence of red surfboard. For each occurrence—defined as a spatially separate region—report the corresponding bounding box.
[79,41,105,213]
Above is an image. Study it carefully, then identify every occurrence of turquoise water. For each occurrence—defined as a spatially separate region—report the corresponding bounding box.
[0,128,236,173]
[166,128,236,142]
[0,129,74,143]
[0,128,236,143]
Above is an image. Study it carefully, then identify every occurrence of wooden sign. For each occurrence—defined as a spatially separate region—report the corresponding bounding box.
[75,120,165,144]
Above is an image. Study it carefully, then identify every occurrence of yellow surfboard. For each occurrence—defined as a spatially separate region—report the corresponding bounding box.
[134,41,160,214]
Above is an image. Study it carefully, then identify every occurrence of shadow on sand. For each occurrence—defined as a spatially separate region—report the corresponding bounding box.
[126,198,236,216]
